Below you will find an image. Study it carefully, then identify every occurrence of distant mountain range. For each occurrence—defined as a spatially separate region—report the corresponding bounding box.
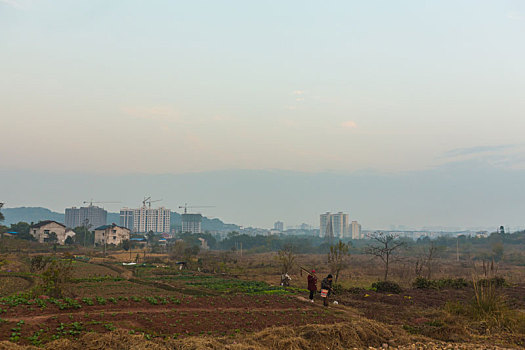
[1,207,240,232]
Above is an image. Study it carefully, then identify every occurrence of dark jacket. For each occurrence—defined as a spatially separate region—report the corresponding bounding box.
[321,278,332,296]
[307,274,317,291]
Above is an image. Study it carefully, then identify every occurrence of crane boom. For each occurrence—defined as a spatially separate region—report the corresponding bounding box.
[83,200,120,206]
[147,199,162,209]
[178,203,215,214]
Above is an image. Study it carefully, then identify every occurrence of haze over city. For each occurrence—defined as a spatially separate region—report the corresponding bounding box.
[1,0,525,230]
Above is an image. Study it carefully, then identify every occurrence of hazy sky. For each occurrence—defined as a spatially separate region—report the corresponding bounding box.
[1,1,525,229]
[2,0,524,174]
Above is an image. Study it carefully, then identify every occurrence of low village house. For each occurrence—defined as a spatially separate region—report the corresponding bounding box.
[29,220,75,244]
[94,223,130,245]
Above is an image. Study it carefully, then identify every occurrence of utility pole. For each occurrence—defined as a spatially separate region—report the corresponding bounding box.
[83,219,88,248]
[456,237,459,262]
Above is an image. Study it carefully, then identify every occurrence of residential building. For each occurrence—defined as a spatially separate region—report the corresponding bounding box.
[320,212,350,239]
[65,205,107,229]
[94,224,130,245]
[198,237,209,250]
[274,221,284,232]
[61,229,76,244]
[300,223,311,230]
[351,220,362,239]
[119,208,134,231]
[119,206,171,233]
[320,213,332,239]
[130,237,147,246]
[30,220,69,244]
[182,213,202,234]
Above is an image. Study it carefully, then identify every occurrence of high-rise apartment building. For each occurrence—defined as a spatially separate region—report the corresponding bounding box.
[320,213,332,239]
[320,212,349,239]
[274,221,284,232]
[65,205,107,229]
[181,213,202,234]
[351,220,362,239]
[119,206,171,233]
[119,209,134,231]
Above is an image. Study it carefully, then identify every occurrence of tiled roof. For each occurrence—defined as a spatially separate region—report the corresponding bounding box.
[94,223,129,231]
[30,220,66,228]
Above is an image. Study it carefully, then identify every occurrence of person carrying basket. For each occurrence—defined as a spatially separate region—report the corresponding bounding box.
[320,274,333,306]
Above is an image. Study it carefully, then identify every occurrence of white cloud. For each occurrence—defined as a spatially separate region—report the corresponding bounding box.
[292,90,305,95]
[341,120,357,129]
[295,97,305,102]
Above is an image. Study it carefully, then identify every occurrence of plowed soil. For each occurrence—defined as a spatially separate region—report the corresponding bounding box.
[0,294,345,346]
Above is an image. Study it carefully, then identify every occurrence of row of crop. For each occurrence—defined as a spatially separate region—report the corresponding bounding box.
[0,294,185,310]
[186,279,290,294]
[4,319,119,345]
[145,274,217,281]
[69,276,124,283]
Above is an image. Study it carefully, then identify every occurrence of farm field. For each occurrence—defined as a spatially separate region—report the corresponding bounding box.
[0,248,524,349]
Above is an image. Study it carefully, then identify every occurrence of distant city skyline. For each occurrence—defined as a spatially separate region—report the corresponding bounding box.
[2,161,524,232]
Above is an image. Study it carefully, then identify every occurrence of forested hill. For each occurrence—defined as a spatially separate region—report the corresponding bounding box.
[2,207,64,225]
[169,212,240,232]
[2,207,239,232]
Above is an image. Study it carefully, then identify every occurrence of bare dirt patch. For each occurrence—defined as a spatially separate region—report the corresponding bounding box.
[0,294,346,346]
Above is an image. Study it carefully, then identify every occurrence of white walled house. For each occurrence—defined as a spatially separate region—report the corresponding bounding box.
[30,221,67,244]
[59,229,76,244]
[94,224,130,246]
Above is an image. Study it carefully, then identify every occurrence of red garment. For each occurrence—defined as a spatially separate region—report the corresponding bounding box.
[307,274,317,291]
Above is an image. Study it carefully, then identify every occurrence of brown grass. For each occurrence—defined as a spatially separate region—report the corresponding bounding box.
[0,318,413,350]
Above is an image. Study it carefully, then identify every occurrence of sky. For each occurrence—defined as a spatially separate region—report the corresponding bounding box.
[1,1,525,229]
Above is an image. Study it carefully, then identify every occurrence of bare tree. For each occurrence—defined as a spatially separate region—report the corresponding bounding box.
[169,240,187,262]
[425,242,438,279]
[414,242,439,279]
[364,232,405,281]
[31,255,73,298]
[328,240,350,283]
[277,245,295,275]
[414,257,424,277]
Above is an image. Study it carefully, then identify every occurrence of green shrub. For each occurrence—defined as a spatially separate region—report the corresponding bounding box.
[371,281,402,294]
[413,277,468,290]
[413,277,433,289]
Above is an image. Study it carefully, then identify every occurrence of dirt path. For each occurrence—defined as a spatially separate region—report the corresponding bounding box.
[1,305,324,323]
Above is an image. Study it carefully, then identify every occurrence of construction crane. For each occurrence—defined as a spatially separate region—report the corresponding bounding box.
[178,203,215,214]
[142,196,162,208]
[147,199,162,209]
[83,200,121,206]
